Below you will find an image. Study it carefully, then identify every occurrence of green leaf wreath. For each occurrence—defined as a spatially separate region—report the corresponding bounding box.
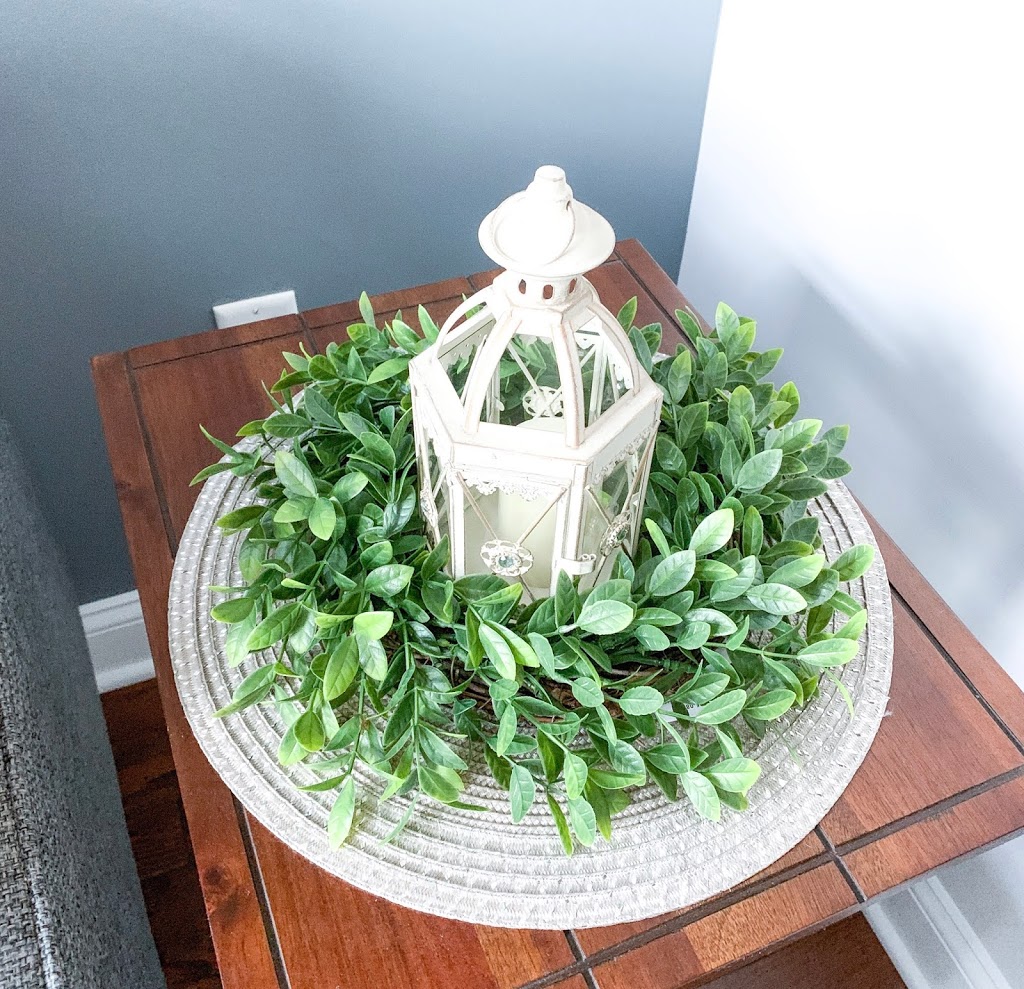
[195,294,874,853]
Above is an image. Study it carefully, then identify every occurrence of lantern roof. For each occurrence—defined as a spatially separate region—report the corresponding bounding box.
[478,166,615,278]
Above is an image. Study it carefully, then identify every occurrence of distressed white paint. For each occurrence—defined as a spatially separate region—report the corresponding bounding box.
[410,167,662,597]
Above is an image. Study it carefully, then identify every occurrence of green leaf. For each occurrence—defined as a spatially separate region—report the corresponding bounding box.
[418,304,440,342]
[365,564,413,597]
[644,518,672,557]
[833,544,875,582]
[715,301,740,337]
[576,598,635,635]
[749,347,783,379]
[705,757,761,793]
[688,509,734,557]
[546,794,573,855]
[835,609,868,641]
[587,768,645,790]
[681,771,721,821]
[618,686,665,716]
[635,624,670,651]
[676,671,730,704]
[563,752,589,800]
[275,497,312,523]
[294,708,326,752]
[608,739,646,776]
[767,418,822,453]
[571,677,604,708]
[264,413,311,438]
[692,689,746,725]
[331,471,369,502]
[667,349,693,403]
[301,387,339,427]
[648,550,697,597]
[352,610,393,640]
[617,296,638,330]
[199,424,241,459]
[275,449,318,499]
[770,555,825,588]
[418,726,467,772]
[246,603,300,652]
[536,731,562,781]
[676,401,709,448]
[645,743,690,774]
[822,424,850,456]
[676,620,711,650]
[358,290,376,327]
[327,778,356,848]
[419,764,465,804]
[211,596,254,624]
[495,704,517,756]
[367,356,411,384]
[745,583,807,616]
[508,763,536,822]
[675,308,704,347]
[586,578,633,606]
[797,638,859,667]
[214,663,277,717]
[358,431,397,472]
[656,435,686,473]
[735,449,783,493]
[479,623,517,680]
[744,688,796,721]
[323,639,359,700]
[527,632,558,679]
[568,796,597,846]
[710,557,757,603]
[308,497,336,540]
[216,505,266,532]
[742,506,763,558]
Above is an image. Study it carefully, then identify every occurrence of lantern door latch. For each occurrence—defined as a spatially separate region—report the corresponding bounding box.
[557,555,597,577]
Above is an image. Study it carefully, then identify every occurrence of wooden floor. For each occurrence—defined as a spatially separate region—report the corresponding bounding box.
[102,679,906,989]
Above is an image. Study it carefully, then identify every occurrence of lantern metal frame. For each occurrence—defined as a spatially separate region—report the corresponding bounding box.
[408,167,663,599]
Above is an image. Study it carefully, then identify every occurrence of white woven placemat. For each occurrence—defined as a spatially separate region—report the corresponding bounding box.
[168,452,892,929]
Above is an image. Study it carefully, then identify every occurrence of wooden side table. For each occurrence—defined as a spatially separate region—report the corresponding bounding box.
[93,240,1024,989]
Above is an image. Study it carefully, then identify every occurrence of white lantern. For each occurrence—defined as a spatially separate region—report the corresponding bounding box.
[409,166,663,599]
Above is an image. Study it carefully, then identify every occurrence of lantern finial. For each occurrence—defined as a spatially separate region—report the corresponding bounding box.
[478,166,615,277]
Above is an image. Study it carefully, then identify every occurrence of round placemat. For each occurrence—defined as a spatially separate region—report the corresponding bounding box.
[168,441,892,929]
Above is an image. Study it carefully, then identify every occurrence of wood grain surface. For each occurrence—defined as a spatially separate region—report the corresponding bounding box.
[93,240,1024,989]
[588,865,858,989]
[701,914,906,989]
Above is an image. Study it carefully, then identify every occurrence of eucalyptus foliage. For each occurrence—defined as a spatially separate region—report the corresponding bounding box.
[195,293,874,853]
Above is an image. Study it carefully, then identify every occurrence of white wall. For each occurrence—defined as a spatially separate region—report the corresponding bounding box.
[681,0,1024,685]
[680,2,1024,983]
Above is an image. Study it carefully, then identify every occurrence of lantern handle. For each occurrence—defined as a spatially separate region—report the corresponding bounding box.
[434,288,492,353]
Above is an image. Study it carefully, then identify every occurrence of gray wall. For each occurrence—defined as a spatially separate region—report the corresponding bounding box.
[0,0,720,604]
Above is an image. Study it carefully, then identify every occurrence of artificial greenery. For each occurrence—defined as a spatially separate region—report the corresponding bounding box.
[195,293,874,853]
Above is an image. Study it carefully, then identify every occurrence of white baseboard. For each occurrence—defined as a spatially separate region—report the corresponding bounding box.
[867,874,1014,989]
[79,590,155,693]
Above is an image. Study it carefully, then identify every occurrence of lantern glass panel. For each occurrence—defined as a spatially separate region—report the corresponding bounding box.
[493,333,563,428]
[575,318,634,427]
[582,456,640,559]
[460,477,566,596]
[420,434,450,543]
[439,317,495,400]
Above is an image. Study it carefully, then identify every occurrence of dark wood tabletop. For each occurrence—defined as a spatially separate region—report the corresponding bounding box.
[93,240,1024,989]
